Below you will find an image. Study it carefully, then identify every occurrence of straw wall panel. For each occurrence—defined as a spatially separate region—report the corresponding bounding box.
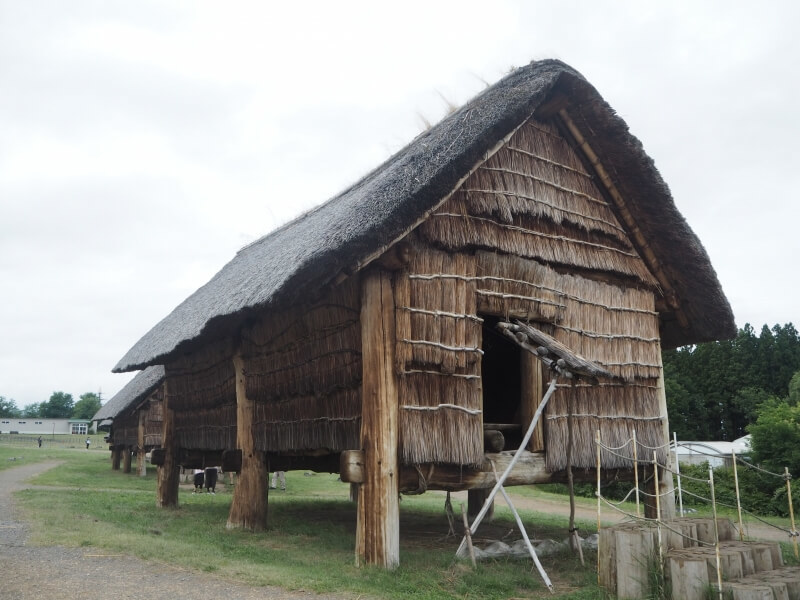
[143,398,163,448]
[166,341,237,450]
[395,246,483,466]
[242,277,362,453]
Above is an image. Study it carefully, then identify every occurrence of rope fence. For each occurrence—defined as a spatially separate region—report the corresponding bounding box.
[594,429,800,567]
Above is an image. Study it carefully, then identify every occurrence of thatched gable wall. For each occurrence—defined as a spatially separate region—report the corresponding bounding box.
[165,342,236,451]
[143,397,163,448]
[241,276,362,453]
[402,116,666,470]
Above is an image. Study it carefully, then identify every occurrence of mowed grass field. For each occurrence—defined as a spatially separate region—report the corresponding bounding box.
[2,444,603,599]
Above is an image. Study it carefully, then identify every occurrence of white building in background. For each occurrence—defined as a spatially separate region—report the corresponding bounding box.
[672,435,752,468]
[0,418,94,435]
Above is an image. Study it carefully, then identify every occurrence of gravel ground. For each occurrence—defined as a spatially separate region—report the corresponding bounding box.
[0,460,354,600]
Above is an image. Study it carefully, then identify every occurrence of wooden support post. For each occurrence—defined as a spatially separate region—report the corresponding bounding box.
[111,446,121,470]
[227,352,269,531]
[122,446,132,473]
[156,379,179,508]
[468,488,494,521]
[137,410,147,477]
[355,268,400,568]
[520,352,544,451]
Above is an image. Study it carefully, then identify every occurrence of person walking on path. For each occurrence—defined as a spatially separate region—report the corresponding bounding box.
[270,471,286,491]
[85,437,91,450]
[37,436,42,448]
[204,466,218,494]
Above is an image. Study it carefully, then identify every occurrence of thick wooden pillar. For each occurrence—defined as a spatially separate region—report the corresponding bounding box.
[156,379,179,508]
[227,352,269,531]
[122,447,132,473]
[111,447,121,470]
[520,353,544,451]
[356,268,400,568]
[137,410,147,477]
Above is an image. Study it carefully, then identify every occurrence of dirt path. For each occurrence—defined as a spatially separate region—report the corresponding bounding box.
[0,460,353,600]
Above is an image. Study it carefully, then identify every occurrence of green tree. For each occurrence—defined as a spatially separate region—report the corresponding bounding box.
[0,396,22,418]
[73,392,102,419]
[788,370,800,405]
[22,402,43,417]
[748,398,800,478]
[41,391,74,418]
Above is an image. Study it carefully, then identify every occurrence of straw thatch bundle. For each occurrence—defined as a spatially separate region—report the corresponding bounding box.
[242,277,362,453]
[166,341,236,450]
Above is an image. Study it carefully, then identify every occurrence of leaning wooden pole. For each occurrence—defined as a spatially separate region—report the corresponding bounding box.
[356,268,400,568]
[227,351,269,532]
[156,378,179,508]
[785,467,799,560]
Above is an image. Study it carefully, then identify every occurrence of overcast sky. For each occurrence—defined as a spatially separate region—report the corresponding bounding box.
[1,1,797,409]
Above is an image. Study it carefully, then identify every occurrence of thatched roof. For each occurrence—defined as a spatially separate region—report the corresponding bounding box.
[115,59,734,373]
[93,365,165,420]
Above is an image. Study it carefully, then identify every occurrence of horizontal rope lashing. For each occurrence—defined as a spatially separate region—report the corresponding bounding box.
[401,404,482,415]
[410,273,657,315]
[400,370,480,380]
[548,414,663,421]
[253,416,361,426]
[555,382,660,390]
[399,306,484,322]
[601,361,662,368]
[401,339,484,353]
[475,289,566,308]
[502,144,593,178]
[431,213,640,258]
[478,166,608,207]
[461,186,624,234]
[553,324,660,342]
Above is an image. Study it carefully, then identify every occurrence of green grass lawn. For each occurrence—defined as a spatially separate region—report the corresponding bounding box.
[7,447,602,599]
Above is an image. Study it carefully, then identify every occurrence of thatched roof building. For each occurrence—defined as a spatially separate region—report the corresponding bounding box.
[115,59,735,566]
[95,366,165,472]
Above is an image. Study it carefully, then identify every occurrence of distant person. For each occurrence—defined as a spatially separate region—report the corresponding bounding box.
[37,436,42,448]
[192,468,204,494]
[270,470,286,491]
[204,466,218,494]
[85,437,91,450]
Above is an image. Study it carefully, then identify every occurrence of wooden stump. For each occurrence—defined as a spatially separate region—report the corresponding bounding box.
[111,447,121,470]
[667,551,711,600]
[122,447,132,473]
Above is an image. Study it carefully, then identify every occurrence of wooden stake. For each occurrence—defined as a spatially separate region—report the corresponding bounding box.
[709,467,724,600]
[137,409,146,477]
[632,430,641,518]
[122,447,132,473]
[460,503,477,567]
[355,268,400,568]
[732,450,744,541]
[786,467,799,560]
[227,352,268,532]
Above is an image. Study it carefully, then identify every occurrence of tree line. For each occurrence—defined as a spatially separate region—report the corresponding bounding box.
[0,391,102,420]
[664,322,800,441]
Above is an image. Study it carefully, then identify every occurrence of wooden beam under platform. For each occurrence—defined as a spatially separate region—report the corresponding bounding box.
[341,449,627,492]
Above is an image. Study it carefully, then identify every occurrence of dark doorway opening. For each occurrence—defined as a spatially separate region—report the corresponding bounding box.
[480,315,523,450]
